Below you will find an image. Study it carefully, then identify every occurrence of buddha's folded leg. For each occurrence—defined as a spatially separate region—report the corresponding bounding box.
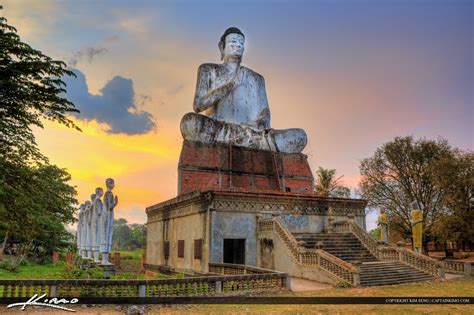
[271,128,307,153]
[180,112,223,144]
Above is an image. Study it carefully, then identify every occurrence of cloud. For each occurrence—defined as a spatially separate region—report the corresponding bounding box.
[64,69,156,135]
[69,46,108,66]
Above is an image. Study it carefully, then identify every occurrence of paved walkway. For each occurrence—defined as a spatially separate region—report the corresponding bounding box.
[445,273,465,280]
[290,277,333,291]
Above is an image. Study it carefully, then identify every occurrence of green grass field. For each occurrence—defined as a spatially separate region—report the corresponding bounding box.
[0,261,67,279]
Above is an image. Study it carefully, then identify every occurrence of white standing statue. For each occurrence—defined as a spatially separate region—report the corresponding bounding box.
[85,197,94,259]
[76,204,85,255]
[180,27,307,153]
[101,178,118,265]
[92,189,104,263]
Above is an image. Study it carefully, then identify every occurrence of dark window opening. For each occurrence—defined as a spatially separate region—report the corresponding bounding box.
[223,239,245,264]
[164,240,170,259]
[177,240,185,258]
[194,239,203,259]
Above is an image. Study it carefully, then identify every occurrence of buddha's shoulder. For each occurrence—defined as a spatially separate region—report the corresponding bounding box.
[241,66,265,82]
[197,63,220,72]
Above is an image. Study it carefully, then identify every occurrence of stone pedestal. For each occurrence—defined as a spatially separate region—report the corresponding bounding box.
[113,253,121,270]
[99,264,116,278]
[178,140,314,195]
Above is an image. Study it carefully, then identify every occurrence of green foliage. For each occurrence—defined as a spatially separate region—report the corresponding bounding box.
[430,150,474,245]
[0,15,79,163]
[112,219,147,251]
[0,260,18,272]
[359,136,473,246]
[111,272,147,280]
[0,14,79,258]
[314,167,350,197]
[0,160,77,255]
[369,227,380,240]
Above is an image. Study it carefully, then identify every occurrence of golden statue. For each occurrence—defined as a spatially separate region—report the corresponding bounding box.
[378,209,389,243]
[410,202,423,253]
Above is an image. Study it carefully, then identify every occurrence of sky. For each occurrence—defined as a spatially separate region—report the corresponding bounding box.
[3,0,473,231]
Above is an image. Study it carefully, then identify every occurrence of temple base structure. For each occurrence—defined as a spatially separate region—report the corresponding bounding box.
[178,140,314,195]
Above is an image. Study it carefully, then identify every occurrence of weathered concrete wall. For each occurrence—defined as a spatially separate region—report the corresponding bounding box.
[210,211,257,266]
[258,233,336,285]
[279,214,366,233]
[146,210,207,273]
[146,219,163,265]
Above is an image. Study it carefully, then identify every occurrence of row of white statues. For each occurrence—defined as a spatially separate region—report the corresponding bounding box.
[76,178,118,265]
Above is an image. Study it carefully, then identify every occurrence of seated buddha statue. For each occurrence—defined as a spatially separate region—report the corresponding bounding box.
[180,27,307,154]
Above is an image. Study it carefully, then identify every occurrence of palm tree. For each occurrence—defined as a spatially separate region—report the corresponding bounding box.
[314,167,350,197]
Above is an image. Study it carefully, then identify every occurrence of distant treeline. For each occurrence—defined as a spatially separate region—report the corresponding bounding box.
[112,219,146,251]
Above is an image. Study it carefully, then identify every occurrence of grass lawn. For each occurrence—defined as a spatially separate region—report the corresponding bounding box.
[113,249,145,260]
[0,261,67,279]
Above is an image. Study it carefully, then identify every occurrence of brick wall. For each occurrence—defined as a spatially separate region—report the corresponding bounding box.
[178,141,314,195]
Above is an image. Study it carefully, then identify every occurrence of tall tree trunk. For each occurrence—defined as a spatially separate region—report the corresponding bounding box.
[0,231,8,260]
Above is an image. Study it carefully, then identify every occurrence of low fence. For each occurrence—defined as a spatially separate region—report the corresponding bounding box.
[444,260,473,276]
[0,264,288,299]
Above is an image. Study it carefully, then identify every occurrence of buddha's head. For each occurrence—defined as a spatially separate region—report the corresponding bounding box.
[106,178,115,191]
[219,27,245,61]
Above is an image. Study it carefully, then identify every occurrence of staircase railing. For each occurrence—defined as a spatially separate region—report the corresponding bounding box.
[333,216,379,257]
[331,215,445,279]
[398,248,444,278]
[258,217,359,286]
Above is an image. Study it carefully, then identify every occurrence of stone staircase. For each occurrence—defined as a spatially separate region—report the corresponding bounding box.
[294,232,378,263]
[293,232,434,287]
[359,261,433,287]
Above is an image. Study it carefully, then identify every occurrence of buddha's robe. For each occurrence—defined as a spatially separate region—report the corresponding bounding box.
[180,63,307,153]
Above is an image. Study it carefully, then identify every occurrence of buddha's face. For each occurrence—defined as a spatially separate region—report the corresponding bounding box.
[224,33,245,60]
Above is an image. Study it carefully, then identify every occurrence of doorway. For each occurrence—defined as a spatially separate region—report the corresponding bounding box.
[223,239,246,264]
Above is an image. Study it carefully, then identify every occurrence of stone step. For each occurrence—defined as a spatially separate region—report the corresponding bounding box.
[361,276,433,284]
[360,278,433,287]
[361,270,430,277]
[321,247,373,251]
[361,275,432,282]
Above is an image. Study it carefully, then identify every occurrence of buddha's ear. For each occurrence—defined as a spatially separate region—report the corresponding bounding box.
[218,41,224,60]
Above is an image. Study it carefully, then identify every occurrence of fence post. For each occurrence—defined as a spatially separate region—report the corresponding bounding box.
[439,261,445,280]
[215,281,222,295]
[352,262,361,287]
[285,274,292,290]
[464,262,472,277]
[138,284,146,297]
[49,285,58,297]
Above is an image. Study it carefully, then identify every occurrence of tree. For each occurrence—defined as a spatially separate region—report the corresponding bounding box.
[112,219,147,251]
[0,14,79,259]
[314,167,350,198]
[0,15,79,164]
[431,150,474,249]
[358,136,466,248]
